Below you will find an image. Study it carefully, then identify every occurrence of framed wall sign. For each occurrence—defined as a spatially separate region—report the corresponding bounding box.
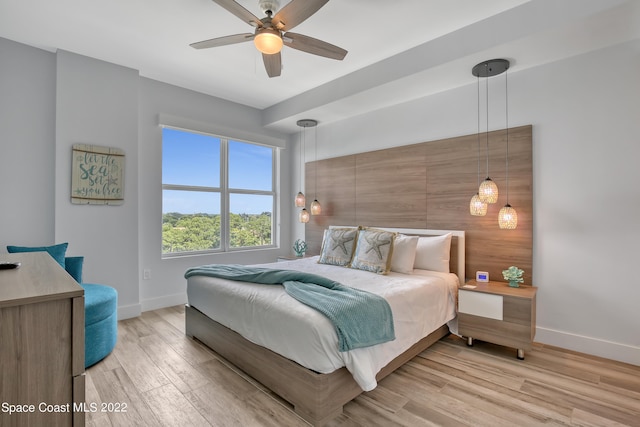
[71,144,125,205]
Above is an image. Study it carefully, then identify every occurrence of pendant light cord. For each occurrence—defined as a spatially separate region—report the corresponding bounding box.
[314,125,318,197]
[505,68,510,203]
[477,74,481,187]
[485,63,490,178]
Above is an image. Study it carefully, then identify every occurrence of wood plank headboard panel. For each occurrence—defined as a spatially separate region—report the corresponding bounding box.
[305,125,533,284]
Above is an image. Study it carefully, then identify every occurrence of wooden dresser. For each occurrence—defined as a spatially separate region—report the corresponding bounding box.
[0,252,85,426]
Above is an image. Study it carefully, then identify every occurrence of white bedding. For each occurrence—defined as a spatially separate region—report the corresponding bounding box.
[186,255,458,391]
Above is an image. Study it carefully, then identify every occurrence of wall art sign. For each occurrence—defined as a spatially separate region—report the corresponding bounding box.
[71,144,125,205]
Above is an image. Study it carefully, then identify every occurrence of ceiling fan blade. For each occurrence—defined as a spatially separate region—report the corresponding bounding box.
[262,52,282,78]
[272,0,329,31]
[190,33,254,49]
[283,32,347,60]
[211,0,263,27]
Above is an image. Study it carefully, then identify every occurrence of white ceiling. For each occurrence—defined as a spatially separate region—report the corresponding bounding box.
[1,0,637,133]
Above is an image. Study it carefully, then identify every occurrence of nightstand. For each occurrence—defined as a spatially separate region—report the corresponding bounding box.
[458,280,537,359]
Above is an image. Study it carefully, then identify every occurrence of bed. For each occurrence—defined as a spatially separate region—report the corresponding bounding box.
[185,227,465,426]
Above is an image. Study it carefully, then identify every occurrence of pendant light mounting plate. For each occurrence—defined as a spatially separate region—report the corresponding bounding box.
[472,59,510,77]
[297,119,318,128]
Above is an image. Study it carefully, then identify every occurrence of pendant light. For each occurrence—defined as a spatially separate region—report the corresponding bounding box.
[310,199,322,215]
[473,60,509,204]
[499,67,518,229]
[470,70,488,216]
[294,121,306,208]
[297,119,321,216]
[299,208,310,223]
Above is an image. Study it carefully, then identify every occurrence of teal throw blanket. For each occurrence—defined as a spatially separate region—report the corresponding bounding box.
[185,264,395,351]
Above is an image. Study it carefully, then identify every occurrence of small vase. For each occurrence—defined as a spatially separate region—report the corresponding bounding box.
[294,252,304,258]
[508,280,520,288]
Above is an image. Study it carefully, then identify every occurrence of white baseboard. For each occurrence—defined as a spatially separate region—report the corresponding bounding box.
[117,303,142,320]
[141,292,187,313]
[536,326,640,366]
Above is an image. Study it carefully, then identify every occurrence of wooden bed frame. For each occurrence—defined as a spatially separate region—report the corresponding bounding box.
[185,229,465,426]
[186,305,448,425]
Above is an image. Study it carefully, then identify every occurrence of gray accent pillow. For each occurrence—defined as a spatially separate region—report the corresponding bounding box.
[318,227,359,267]
[351,228,396,275]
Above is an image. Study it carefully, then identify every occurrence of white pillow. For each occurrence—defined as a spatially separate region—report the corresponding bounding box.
[390,234,419,274]
[414,233,452,273]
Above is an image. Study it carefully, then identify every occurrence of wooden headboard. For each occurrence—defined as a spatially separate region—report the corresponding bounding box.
[304,125,533,284]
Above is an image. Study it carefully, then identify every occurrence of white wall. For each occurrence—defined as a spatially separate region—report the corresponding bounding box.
[0,39,56,246]
[55,50,141,318]
[296,40,640,365]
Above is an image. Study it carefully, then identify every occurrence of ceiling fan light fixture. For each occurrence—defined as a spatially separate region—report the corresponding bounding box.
[254,29,283,54]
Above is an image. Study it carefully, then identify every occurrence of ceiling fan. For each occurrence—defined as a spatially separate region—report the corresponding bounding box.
[190,0,348,78]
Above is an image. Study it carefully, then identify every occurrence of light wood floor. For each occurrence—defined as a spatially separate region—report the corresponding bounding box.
[86,305,640,426]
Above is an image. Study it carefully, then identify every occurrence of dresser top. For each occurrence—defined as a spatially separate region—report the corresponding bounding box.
[0,252,84,307]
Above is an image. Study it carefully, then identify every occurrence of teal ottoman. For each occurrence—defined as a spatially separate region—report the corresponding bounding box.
[82,284,118,368]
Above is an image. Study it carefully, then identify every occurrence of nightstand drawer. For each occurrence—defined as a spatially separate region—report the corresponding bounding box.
[459,289,503,320]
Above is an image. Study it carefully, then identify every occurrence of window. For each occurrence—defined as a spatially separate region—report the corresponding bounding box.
[162,127,275,256]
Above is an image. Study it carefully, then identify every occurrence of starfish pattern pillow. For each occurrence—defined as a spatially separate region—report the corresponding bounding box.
[318,227,359,267]
[351,227,397,275]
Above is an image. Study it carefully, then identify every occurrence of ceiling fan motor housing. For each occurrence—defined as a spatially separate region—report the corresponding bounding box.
[259,0,280,15]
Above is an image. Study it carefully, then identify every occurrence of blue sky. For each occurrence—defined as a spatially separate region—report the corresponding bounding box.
[162,128,273,215]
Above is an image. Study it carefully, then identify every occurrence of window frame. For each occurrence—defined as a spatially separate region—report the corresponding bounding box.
[161,126,278,258]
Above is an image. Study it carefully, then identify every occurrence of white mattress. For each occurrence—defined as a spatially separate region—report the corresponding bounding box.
[186,256,458,391]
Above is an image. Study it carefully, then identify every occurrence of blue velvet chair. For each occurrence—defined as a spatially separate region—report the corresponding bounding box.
[65,256,118,368]
[6,244,118,368]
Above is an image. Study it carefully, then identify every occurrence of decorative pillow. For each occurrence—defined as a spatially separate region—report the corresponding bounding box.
[65,256,84,283]
[318,227,359,267]
[390,234,419,274]
[414,233,452,273]
[7,242,69,268]
[351,228,396,275]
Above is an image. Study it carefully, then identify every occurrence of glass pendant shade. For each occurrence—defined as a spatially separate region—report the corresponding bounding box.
[310,199,322,215]
[299,208,310,223]
[469,193,488,216]
[295,192,305,207]
[254,30,283,54]
[498,204,518,229]
[478,178,499,203]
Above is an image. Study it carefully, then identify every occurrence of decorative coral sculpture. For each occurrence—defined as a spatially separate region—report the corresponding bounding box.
[293,239,307,257]
[502,266,524,287]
